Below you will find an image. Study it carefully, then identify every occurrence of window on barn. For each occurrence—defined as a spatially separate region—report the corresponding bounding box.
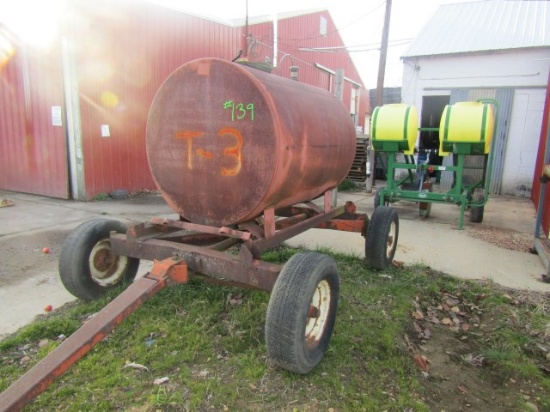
[320,16,327,36]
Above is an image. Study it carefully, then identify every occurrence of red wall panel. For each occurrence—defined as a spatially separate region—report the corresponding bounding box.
[69,0,240,198]
[0,35,68,198]
[532,69,550,235]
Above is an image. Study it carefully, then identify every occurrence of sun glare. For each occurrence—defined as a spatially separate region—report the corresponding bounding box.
[0,0,66,51]
[0,28,15,67]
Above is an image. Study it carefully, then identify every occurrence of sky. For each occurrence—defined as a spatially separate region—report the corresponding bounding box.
[154,0,475,89]
[0,0,474,89]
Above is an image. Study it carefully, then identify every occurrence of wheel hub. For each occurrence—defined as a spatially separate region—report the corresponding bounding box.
[386,222,396,257]
[89,240,128,285]
[305,279,331,348]
[92,249,115,275]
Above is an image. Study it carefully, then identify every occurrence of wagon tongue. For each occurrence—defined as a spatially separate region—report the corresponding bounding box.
[0,258,188,412]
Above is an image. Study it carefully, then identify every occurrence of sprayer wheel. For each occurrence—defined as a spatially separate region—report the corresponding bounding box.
[469,192,485,223]
[365,206,399,270]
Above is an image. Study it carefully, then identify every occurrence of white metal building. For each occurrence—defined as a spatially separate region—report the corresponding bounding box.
[401,0,550,196]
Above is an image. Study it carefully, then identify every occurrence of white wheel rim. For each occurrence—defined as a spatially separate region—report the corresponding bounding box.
[305,279,331,348]
[386,221,397,258]
[89,239,128,286]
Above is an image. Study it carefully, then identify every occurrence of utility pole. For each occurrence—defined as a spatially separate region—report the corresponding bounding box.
[366,0,392,193]
[376,0,392,108]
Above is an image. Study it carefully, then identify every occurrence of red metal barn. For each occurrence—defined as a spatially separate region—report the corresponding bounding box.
[0,0,368,200]
[238,9,368,126]
[532,68,550,236]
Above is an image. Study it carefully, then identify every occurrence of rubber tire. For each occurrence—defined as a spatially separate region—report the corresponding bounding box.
[109,189,129,199]
[374,187,389,209]
[265,252,339,374]
[365,206,399,270]
[469,192,485,223]
[59,219,139,301]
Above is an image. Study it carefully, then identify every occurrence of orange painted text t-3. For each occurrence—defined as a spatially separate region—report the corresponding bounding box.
[175,127,243,176]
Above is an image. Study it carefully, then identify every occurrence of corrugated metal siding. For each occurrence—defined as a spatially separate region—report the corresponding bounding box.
[0,39,68,198]
[439,88,512,195]
[70,0,239,198]
[489,89,514,194]
[0,48,24,194]
[403,0,550,58]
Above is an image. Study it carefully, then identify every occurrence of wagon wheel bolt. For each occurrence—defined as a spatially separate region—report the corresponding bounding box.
[93,249,116,277]
[307,305,320,318]
[94,250,111,265]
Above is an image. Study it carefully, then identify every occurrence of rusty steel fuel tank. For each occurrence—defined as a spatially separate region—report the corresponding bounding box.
[146,57,356,226]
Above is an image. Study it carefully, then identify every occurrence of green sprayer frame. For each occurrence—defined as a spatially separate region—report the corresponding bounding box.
[375,99,499,229]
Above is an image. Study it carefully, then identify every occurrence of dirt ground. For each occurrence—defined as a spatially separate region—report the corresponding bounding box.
[0,229,68,288]
[0,227,74,336]
[407,281,549,412]
[0,193,162,338]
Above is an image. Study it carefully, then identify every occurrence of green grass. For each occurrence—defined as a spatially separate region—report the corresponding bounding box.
[94,193,109,201]
[0,246,548,411]
[337,179,358,191]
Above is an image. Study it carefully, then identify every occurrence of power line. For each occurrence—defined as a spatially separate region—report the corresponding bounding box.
[275,1,387,47]
[297,39,412,53]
